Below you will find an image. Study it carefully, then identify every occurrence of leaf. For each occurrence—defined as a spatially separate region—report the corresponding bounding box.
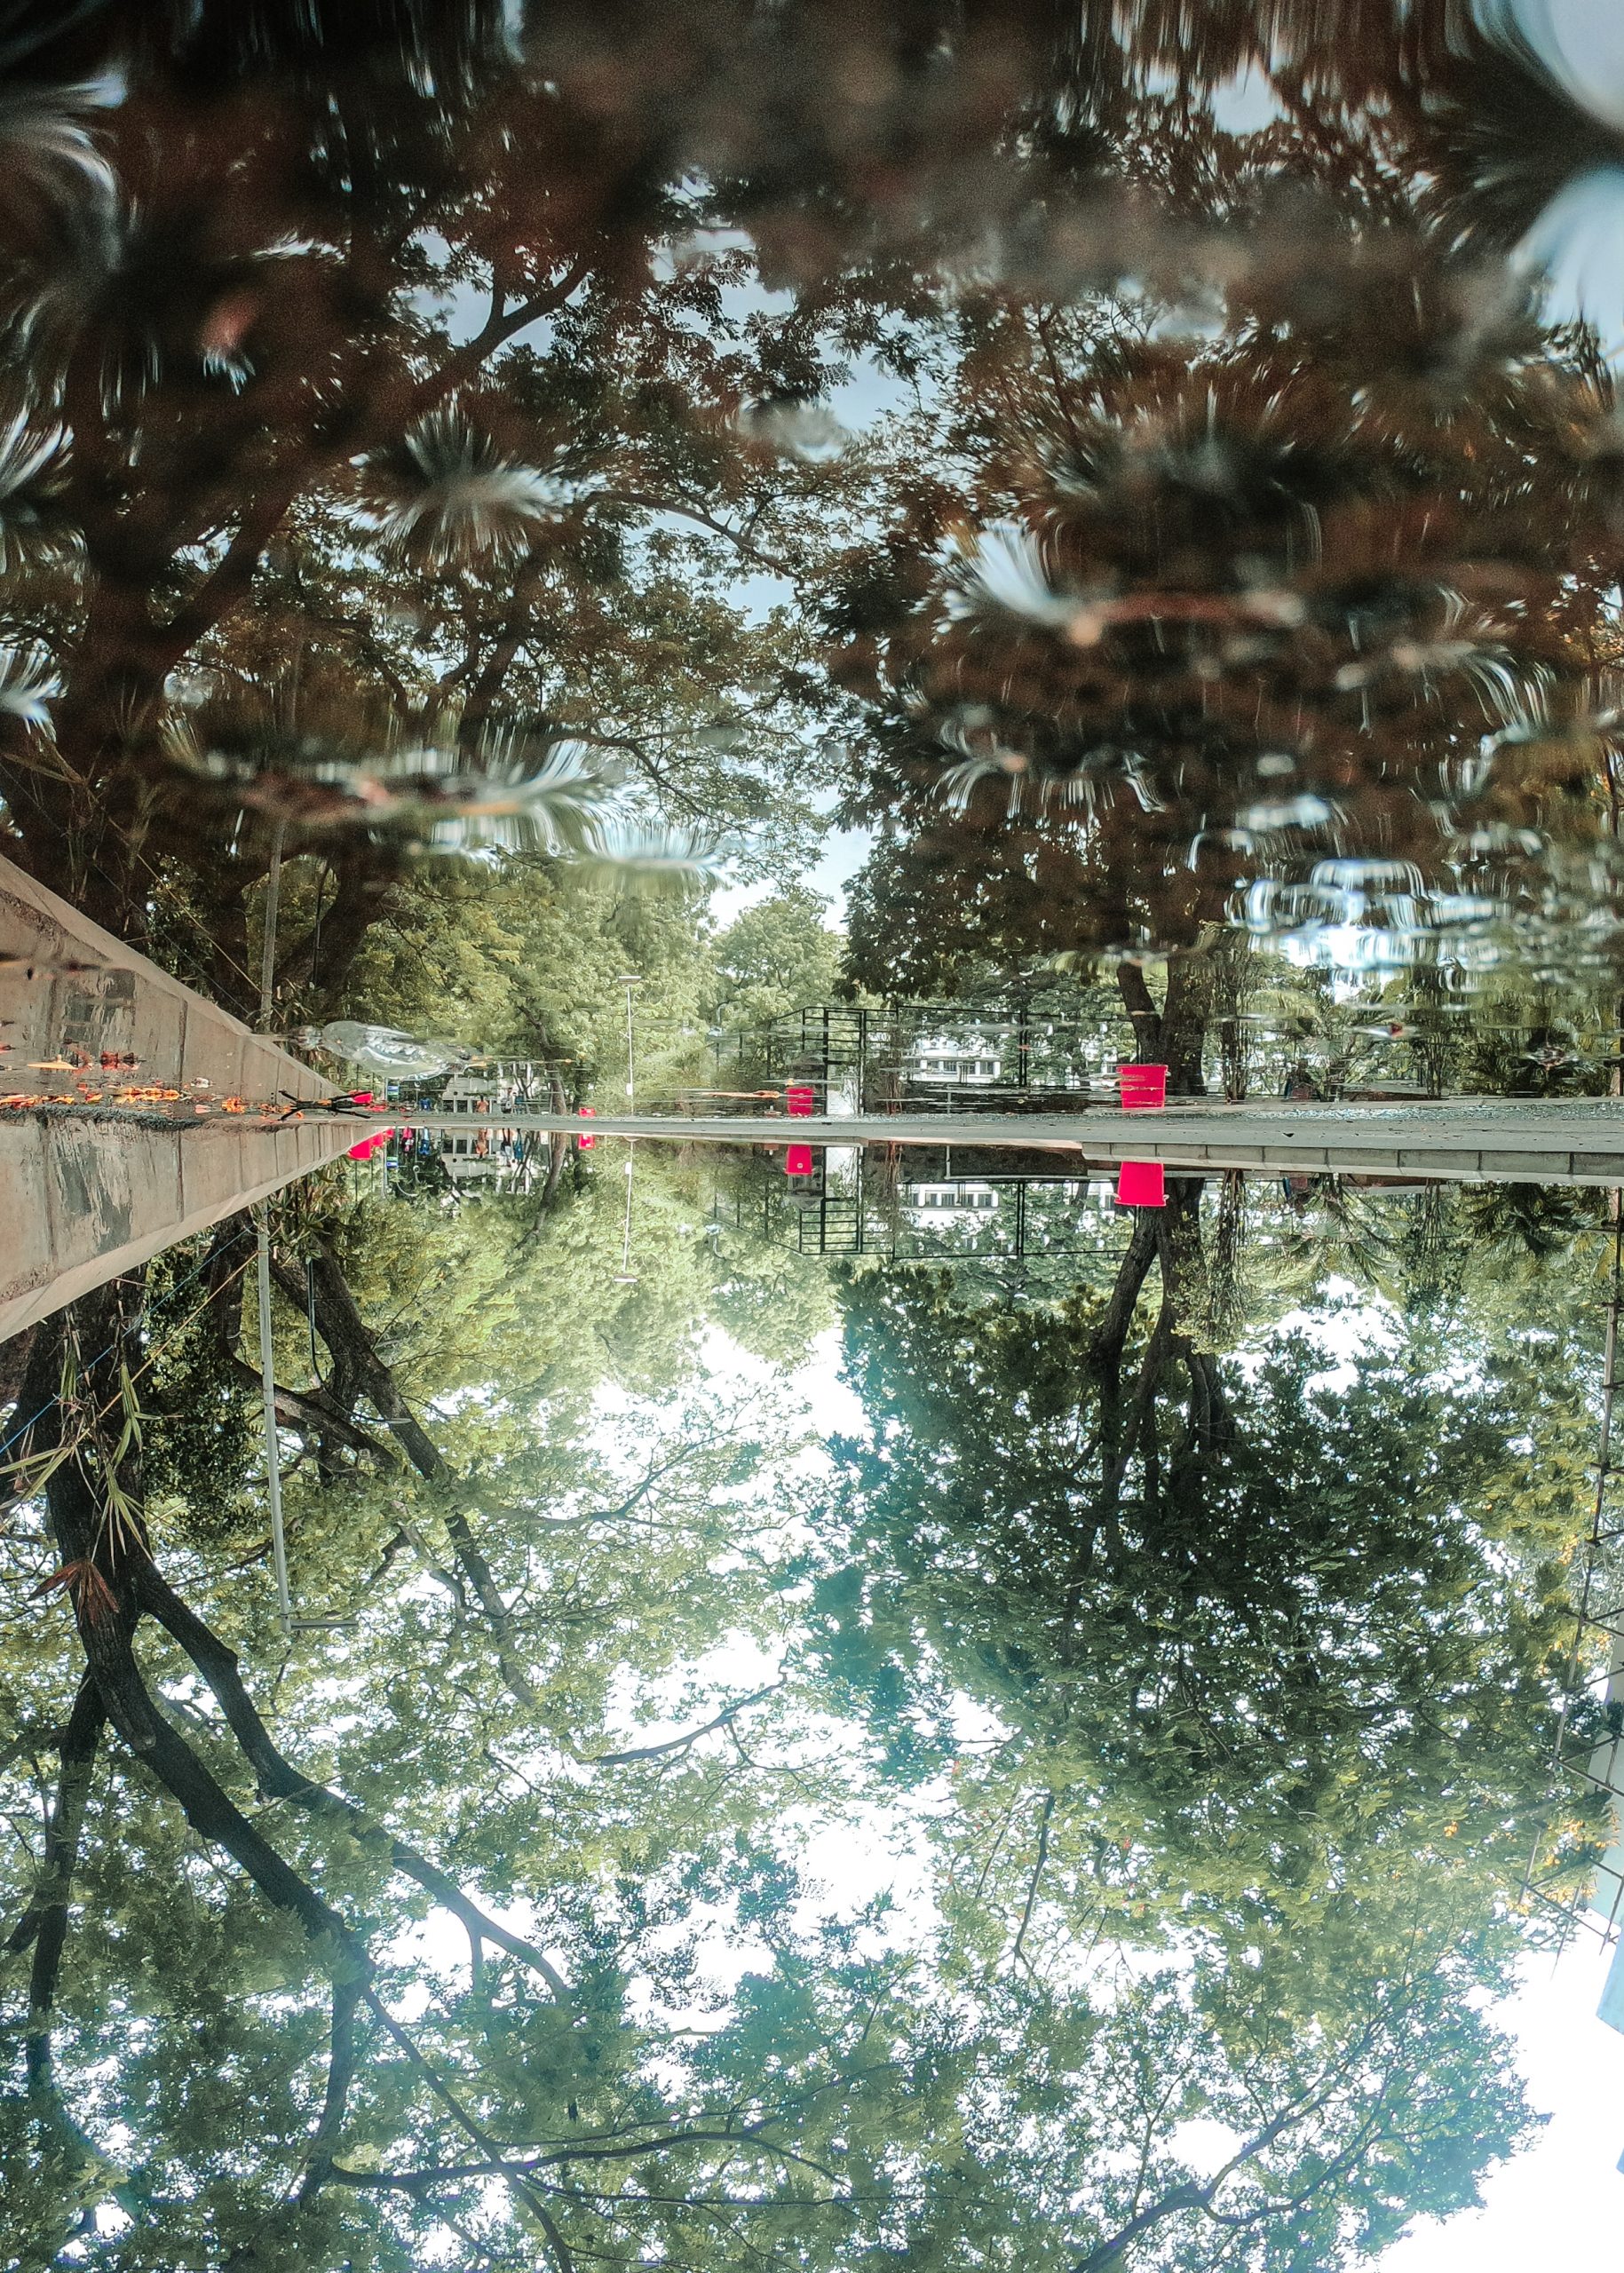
[28,1557,118,1625]
[0,643,57,729]
[942,519,1077,629]
[356,406,582,568]
[0,409,74,572]
[0,77,115,203]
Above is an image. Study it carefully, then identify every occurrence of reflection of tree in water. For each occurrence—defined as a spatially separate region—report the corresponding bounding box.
[0,1232,857,2268]
[0,1142,1605,2268]
[814,1191,1580,1844]
[804,1177,1602,2250]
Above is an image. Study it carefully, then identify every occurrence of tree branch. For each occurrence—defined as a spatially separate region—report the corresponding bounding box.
[3,1675,105,2086]
[1009,1789,1055,1971]
[590,489,798,576]
[568,1682,784,1767]
[130,1556,568,2000]
[295,1976,366,2206]
[281,1244,537,1704]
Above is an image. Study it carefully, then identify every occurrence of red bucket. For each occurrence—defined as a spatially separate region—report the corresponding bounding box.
[786,1084,815,1117]
[1115,1160,1166,1208]
[345,1093,389,1160]
[786,1143,813,1176]
[576,1106,597,1151]
[1117,1062,1168,1111]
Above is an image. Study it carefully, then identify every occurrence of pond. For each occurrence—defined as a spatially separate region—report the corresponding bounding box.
[5,6,1624,2269]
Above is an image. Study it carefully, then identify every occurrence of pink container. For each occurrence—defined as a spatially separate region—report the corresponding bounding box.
[1117,1062,1168,1110]
[576,1106,597,1151]
[786,1143,813,1176]
[345,1092,390,1160]
[786,1084,815,1116]
[1115,1160,1166,1208]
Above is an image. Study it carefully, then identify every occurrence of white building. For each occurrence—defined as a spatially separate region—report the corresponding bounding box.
[428,1065,546,1189]
[904,1180,1001,1223]
[909,1033,1005,1086]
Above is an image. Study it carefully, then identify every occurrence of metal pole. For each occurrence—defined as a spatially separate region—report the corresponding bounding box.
[257,819,291,1640]
[258,820,285,1026]
[257,1221,292,1641]
[615,1144,638,1283]
[614,975,639,1111]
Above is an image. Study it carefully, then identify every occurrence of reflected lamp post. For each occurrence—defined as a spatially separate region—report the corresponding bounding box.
[614,975,642,1281]
[614,1150,638,1284]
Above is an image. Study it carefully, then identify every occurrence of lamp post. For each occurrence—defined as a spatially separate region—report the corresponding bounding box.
[614,1151,638,1284]
[614,976,642,1281]
[614,974,641,1110]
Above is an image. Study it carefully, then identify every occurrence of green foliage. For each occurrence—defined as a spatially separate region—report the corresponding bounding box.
[713,888,845,1029]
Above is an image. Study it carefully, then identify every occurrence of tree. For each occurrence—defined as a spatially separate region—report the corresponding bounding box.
[0,0,911,1011]
[712,887,844,1032]
[831,101,1624,1005]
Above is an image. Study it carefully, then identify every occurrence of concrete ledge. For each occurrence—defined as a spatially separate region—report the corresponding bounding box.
[0,855,332,1106]
[1,852,346,1343]
[1,1116,357,1342]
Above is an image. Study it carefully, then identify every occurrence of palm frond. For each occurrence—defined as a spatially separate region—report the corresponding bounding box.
[542,826,724,896]
[356,407,578,567]
[942,519,1078,629]
[135,0,510,91]
[1423,4,1624,252]
[400,733,625,853]
[0,409,74,571]
[0,80,115,192]
[0,642,58,729]
[162,703,722,882]
[408,737,723,883]
[936,713,1097,818]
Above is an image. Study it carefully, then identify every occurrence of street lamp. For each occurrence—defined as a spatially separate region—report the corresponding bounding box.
[613,976,642,1280]
[614,1152,638,1283]
[614,974,642,1111]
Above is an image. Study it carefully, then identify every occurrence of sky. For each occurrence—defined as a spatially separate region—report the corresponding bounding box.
[1384,1936,1624,2269]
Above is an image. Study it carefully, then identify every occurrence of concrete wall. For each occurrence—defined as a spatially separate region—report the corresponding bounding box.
[0,857,333,1109]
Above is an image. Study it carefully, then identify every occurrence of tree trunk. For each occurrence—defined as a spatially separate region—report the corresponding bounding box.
[0,1325,38,1421]
[1113,953,1209,1094]
[273,843,405,1009]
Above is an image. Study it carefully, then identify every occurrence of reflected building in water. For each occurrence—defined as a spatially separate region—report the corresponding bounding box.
[427,1063,544,1192]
